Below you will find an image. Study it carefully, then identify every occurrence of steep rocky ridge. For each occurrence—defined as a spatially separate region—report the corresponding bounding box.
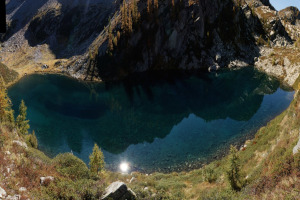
[0,0,298,85]
[278,6,300,40]
[279,6,300,26]
[253,6,300,87]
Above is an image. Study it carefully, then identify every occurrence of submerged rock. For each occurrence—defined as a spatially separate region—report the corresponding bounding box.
[102,181,136,200]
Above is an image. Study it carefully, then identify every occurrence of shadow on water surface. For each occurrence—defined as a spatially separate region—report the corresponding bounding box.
[7,68,294,171]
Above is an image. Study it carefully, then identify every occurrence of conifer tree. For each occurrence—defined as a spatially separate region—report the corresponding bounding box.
[121,0,129,33]
[0,76,14,124]
[0,83,9,121]
[107,19,114,55]
[128,8,133,33]
[117,31,121,41]
[89,143,105,174]
[121,0,126,31]
[28,130,38,148]
[227,145,243,191]
[113,36,118,46]
[147,0,152,14]
[154,0,158,10]
[132,0,140,24]
[16,100,30,135]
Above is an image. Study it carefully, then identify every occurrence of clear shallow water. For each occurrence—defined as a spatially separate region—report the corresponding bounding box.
[8,68,294,172]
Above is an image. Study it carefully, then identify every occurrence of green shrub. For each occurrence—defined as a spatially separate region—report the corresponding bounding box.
[89,143,105,174]
[293,152,300,170]
[257,35,267,46]
[295,38,300,48]
[199,188,239,200]
[53,153,89,180]
[272,57,276,66]
[227,145,243,191]
[26,130,38,148]
[203,166,217,183]
[16,100,30,135]
[26,147,52,164]
[39,178,103,200]
[0,62,18,84]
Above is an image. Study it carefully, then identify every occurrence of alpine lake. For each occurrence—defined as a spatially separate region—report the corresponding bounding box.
[8,67,294,173]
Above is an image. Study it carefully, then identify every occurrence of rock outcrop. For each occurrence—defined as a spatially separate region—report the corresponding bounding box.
[279,7,300,41]
[12,140,28,149]
[0,187,7,198]
[40,176,55,186]
[0,0,298,84]
[279,6,300,26]
[101,181,136,200]
[293,131,300,155]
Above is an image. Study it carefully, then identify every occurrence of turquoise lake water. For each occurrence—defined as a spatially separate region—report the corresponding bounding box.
[8,68,294,172]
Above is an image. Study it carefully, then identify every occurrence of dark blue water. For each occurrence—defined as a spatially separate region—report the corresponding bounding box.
[8,68,294,172]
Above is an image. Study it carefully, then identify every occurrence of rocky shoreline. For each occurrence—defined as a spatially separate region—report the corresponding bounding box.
[254,46,300,87]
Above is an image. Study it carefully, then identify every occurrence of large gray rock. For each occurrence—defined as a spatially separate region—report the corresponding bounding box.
[0,187,7,198]
[6,195,20,200]
[12,140,28,149]
[40,176,55,186]
[279,6,300,26]
[102,181,136,200]
[293,132,300,155]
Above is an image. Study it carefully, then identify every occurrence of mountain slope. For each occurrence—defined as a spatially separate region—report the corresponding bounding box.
[0,0,298,84]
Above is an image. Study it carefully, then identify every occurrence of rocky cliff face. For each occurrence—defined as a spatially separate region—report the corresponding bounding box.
[279,6,300,41]
[94,0,294,80]
[0,0,298,84]
[97,0,262,80]
[279,6,300,26]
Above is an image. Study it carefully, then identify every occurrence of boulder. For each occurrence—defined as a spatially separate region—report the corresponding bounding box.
[12,140,28,149]
[279,6,300,26]
[40,176,55,186]
[19,187,27,192]
[208,63,220,72]
[293,132,300,155]
[129,177,135,183]
[0,187,7,198]
[102,181,136,200]
[41,64,49,69]
[6,195,20,200]
[215,53,221,62]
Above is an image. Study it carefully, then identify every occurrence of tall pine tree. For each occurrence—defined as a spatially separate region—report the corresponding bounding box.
[128,8,133,33]
[154,0,158,10]
[89,143,105,174]
[132,0,140,24]
[107,19,114,55]
[147,0,152,14]
[0,76,14,125]
[227,145,243,191]
[16,100,30,135]
[28,130,38,148]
